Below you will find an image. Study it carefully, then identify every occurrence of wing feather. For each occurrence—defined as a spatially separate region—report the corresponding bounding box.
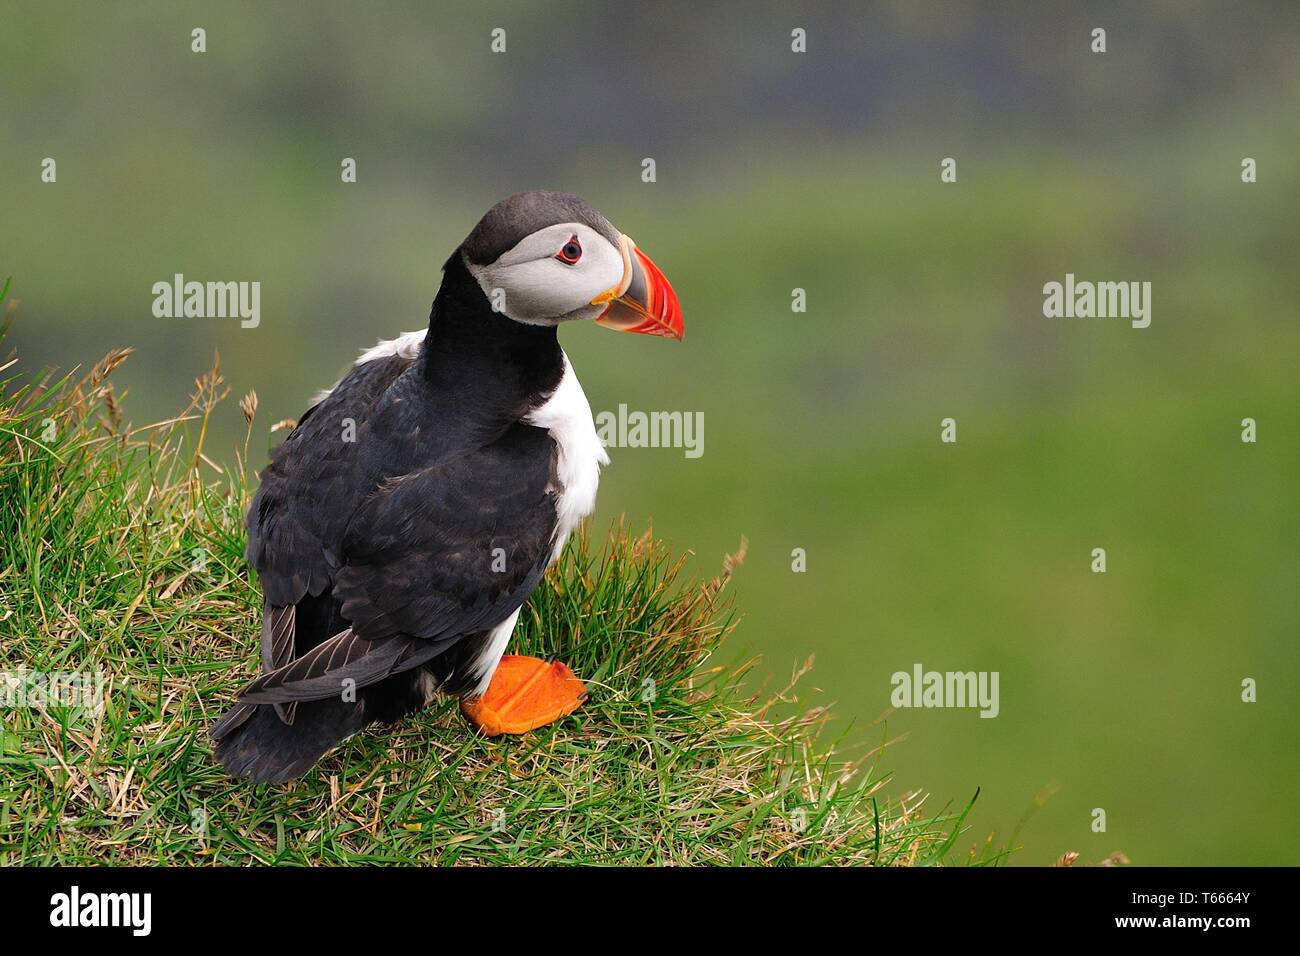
[262,604,298,724]
[237,628,437,705]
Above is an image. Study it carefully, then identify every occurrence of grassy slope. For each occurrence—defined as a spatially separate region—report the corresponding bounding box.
[0,315,988,865]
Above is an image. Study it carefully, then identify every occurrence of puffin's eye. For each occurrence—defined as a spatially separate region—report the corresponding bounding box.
[555,236,582,265]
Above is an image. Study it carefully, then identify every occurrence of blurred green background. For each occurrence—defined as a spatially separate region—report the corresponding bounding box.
[3,2,1297,864]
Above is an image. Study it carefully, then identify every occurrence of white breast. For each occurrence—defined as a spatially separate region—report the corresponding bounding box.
[525,352,610,563]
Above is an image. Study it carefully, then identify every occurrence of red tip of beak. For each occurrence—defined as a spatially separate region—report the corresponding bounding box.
[630,245,684,340]
[595,240,684,340]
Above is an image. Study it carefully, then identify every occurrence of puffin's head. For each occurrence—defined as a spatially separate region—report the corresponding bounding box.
[459,191,684,340]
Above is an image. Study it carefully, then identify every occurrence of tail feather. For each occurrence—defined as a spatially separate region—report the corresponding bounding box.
[211,697,370,784]
[211,666,438,783]
[210,701,257,740]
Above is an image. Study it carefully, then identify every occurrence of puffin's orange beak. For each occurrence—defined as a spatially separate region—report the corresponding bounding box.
[593,235,684,340]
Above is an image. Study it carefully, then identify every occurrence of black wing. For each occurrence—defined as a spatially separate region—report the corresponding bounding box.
[333,422,559,642]
[235,421,559,706]
[238,351,416,720]
[246,351,415,608]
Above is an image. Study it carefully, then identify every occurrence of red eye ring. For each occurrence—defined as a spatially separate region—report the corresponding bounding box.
[555,235,582,265]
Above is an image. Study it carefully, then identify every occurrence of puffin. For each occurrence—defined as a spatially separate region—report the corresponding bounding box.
[211,191,683,783]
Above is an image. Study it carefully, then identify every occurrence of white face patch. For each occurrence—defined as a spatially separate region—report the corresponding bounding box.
[465,222,624,325]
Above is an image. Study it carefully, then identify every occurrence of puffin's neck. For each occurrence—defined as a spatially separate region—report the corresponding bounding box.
[419,251,565,417]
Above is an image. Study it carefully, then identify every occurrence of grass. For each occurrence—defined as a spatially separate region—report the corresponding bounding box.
[0,296,994,865]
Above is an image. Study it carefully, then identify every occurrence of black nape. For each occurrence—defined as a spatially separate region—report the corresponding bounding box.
[421,251,565,413]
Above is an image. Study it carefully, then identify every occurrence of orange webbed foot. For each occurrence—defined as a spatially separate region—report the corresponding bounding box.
[460,655,587,736]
